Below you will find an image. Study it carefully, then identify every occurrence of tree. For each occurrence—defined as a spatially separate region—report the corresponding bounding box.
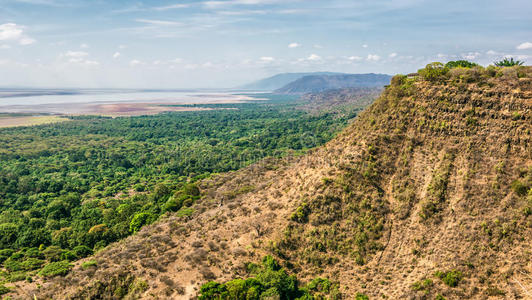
[445,60,479,69]
[129,212,152,233]
[494,57,524,67]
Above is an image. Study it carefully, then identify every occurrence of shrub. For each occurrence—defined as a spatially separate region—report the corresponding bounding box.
[129,212,152,233]
[435,270,462,287]
[198,256,339,299]
[412,278,433,291]
[38,261,73,277]
[511,180,529,196]
[184,183,200,197]
[355,293,369,300]
[72,245,93,258]
[290,202,310,223]
[20,257,45,270]
[418,62,449,81]
[0,284,10,295]
[81,260,97,269]
[445,60,479,69]
[494,58,524,67]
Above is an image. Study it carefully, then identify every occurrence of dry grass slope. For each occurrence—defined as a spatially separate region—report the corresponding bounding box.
[10,66,532,299]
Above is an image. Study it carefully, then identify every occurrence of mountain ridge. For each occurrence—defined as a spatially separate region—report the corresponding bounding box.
[238,72,345,91]
[274,73,392,94]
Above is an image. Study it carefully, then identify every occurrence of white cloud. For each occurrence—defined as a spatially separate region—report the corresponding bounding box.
[113,52,121,59]
[313,44,323,49]
[462,52,480,60]
[288,42,300,48]
[129,59,143,66]
[170,58,183,63]
[517,42,532,50]
[19,37,35,45]
[348,55,362,61]
[136,19,182,26]
[362,44,368,48]
[367,54,380,61]
[65,51,89,58]
[80,43,89,49]
[0,44,11,49]
[307,54,321,61]
[260,56,275,62]
[119,45,127,49]
[486,50,498,55]
[0,23,35,45]
[153,4,189,11]
[389,52,397,58]
[204,0,284,9]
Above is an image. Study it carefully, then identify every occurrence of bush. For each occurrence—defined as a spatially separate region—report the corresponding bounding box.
[72,245,93,258]
[435,270,462,287]
[81,260,97,269]
[419,62,449,81]
[494,58,524,67]
[290,203,310,223]
[198,256,340,299]
[355,293,369,300]
[129,212,153,233]
[0,284,10,295]
[38,261,73,277]
[445,60,479,69]
[511,180,529,196]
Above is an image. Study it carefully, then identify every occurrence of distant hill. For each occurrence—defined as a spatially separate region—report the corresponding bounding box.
[239,72,343,91]
[275,73,392,94]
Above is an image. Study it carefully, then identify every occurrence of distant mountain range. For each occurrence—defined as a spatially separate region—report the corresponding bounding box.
[239,72,392,94]
[275,73,392,94]
[239,72,344,91]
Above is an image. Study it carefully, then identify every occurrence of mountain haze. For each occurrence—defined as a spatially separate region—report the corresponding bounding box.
[239,72,344,91]
[16,65,532,299]
[275,73,392,94]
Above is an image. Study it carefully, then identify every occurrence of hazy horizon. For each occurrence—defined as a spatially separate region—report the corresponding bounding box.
[1,0,531,89]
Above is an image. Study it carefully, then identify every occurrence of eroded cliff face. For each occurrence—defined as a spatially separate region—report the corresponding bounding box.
[20,66,532,300]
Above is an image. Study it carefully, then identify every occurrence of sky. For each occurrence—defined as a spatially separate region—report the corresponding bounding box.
[0,0,531,88]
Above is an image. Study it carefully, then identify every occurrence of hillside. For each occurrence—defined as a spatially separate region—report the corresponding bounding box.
[239,72,343,91]
[275,73,392,94]
[12,65,532,299]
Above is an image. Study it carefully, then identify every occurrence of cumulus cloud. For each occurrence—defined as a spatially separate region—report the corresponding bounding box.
[288,42,300,48]
[389,52,397,58]
[65,51,89,58]
[129,59,143,66]
[517,42,532,50]
[80,43,89,49]
[307,54,321,61]
[348,56,362,61]
[486,50,498,55]
[0,23,35,45]
[260,56,275,62]
[62,50,99,66]
[113,52,121,58]
[362,44,368,48]
[462,52,480,60]
[367,54,380,61]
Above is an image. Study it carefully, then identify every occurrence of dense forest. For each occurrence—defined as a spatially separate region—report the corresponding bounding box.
[0,93,368,285]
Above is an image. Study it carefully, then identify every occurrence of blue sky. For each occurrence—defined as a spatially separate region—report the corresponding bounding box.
[0,0,531,88]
